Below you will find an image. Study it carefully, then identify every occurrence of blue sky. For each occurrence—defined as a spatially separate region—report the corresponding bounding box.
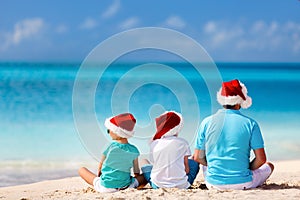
[0,0,300,62]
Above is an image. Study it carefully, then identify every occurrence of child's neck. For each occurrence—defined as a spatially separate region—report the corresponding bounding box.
[115,138,128,144]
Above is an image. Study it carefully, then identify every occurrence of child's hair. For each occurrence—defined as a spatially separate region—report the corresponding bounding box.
[223,105,237,109]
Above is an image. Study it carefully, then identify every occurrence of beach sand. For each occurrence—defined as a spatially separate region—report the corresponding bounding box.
[0,160,299,200]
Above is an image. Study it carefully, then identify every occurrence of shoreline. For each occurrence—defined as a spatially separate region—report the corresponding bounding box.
[0,158,296,188]
[0,160,299,199]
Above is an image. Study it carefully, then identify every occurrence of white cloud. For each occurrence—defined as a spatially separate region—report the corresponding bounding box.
[12,18,44,44]
[285,21,300,32]
[247,21,298,51]
[292,33,300,52]
[165,16,186,29]
[102,0,120,19]
[119,17,139,30]
[0,18,45,51]
[204,21,217,33]
[268,21,278,36]
[202,20,300,56]
[203,21,243,48]
[284,22,300,52]
[79,18,98,30]
[252,20,279,36]
[251,20,265,33]
[55,24,68,34]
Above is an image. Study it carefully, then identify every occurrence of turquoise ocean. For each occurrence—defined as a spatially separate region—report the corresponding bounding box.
[0,62,300,187]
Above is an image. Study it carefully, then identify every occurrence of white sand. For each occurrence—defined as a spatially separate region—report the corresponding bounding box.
[0,160,299,200]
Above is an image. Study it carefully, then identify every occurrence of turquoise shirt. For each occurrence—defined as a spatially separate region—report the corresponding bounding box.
[195,109,264,185]
[100,142,140,188]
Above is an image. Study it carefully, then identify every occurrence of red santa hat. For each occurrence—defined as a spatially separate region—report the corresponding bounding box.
[217,79,252,109]
[153,111,184,140]
[104,113,136,138]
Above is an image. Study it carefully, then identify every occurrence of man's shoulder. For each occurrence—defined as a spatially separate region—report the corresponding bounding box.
[238,112,259,125]
[201,112,221,124]
[200,114,215,124]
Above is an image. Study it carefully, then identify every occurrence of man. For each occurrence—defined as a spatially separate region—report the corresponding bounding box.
[193,79,274,190]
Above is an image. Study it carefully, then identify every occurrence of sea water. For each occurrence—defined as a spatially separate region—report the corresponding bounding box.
[0,62,299,187]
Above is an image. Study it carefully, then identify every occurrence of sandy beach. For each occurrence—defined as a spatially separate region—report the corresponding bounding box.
[0,160,299,200]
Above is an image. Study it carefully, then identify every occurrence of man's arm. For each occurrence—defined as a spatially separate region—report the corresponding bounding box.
[250,148,266,170]
[192,149,207,166]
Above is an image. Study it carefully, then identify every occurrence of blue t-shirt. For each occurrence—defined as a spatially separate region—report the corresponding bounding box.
[195,109,264,185]
[100,142,140,188]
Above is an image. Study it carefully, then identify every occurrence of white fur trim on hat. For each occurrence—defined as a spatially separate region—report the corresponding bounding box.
[104,117,135,139]
[217,81,252,109]
[161,111,184,138]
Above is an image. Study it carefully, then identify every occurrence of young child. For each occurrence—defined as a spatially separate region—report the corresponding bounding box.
[141,111,199,189]
[78,113,146,193]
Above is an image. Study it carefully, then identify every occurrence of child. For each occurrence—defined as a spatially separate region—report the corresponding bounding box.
[141,111,199,189]
[78,113,146,193]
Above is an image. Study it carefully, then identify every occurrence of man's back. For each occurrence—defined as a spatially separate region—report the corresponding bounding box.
[198,109,264,185]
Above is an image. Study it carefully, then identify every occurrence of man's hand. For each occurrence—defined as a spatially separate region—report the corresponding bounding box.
[193,149,207,166]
